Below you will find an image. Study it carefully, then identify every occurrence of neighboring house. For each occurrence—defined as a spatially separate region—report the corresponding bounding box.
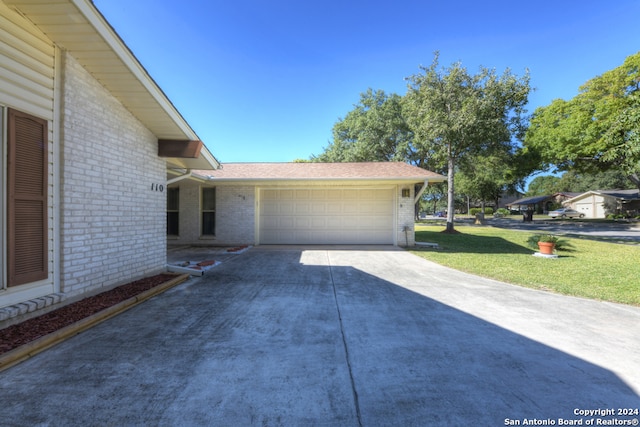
[467,190,524,212]
[166,162,446,247]
[563,190,640,218]
[497,190,524,209]
[506,193,580,213]
[0,1,218,321]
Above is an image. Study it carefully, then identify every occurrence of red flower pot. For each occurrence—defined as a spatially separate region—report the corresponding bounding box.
[537,241,555,255]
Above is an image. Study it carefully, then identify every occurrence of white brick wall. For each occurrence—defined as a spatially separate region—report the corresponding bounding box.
[60,52,166,297]
[397,185,416,246]
[168,181,255,246]
[216,185,255,244]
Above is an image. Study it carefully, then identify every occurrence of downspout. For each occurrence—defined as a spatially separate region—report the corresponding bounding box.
[414,179,429,205]
[166,169,192,185]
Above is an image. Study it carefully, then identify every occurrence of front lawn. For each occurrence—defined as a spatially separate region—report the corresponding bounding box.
[411,225,640,306]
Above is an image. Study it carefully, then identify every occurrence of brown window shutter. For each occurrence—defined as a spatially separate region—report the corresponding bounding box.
[7,108,49,287]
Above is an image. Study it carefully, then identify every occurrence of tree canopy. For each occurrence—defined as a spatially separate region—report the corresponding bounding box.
[526,175,563,197]
[312,89,411,163]
[526,170,633,196]
[403,53,530,232]
[525,51,640,189]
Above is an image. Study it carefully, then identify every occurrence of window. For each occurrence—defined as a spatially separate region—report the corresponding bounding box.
[6,108,48,287]
[167,187,179,236]
[202,187,215,236]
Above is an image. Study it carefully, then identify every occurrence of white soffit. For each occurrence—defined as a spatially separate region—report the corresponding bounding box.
[6,0,220,169]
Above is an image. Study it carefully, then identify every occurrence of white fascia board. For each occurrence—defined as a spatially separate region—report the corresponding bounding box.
[563,191,598,204]
[199,146,221,170]
[195,177,438,186]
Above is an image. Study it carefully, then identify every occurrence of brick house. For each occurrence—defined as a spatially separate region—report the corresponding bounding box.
[167,162,445,247]
[0,0,219,321]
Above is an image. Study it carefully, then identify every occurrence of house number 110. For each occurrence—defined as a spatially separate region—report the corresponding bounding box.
[151,183,164,192]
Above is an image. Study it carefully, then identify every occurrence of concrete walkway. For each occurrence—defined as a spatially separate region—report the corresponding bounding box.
[1,246,639,426]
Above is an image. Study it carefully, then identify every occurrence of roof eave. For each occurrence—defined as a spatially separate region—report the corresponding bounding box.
[192,175,446,184]
[6,0,220,170]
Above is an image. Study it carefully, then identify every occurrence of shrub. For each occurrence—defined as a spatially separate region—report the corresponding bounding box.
[526,234,575,251]
[469,207,494,216]
[495,208,510,217]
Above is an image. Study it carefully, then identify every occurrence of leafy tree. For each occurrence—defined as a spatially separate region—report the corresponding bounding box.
[557,169,633,192]
[526,175,563,196]
[313,89,411,162]
[525,51,640,189]
[418,183,447,215]
[403,53,531,232]
[457,143,535,211]
[457,153,510,212]
[527,170,633,196]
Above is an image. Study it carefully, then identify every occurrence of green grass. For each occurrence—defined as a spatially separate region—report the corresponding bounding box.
[411,224,640,306]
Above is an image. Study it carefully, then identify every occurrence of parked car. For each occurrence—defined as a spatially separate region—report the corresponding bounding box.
[548,208,585,219]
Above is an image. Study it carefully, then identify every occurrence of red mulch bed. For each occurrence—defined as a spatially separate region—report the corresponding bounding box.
[0,273,179,355]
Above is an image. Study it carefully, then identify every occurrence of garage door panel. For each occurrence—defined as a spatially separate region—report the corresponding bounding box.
[295,217,311,228]
[309,201,326,213]
[343,204,359,214]
[260,188,394,244]
[278,217,295,228]
[261,216,279,228]
[342,217,360,228]
[358,189,377,199]
[310,218,326,228]
[326,203,342,214]
[262,201,279,215]
[295,203,311,214]
[280,190,294,200]
[326,217,342,228]
[366,216,392,228]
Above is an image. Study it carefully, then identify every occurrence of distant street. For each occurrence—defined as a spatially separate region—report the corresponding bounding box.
[488,218,640,242]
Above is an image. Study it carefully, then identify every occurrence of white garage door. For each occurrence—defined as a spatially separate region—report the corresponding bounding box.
[575,202,593,218]
[259,188,395,244]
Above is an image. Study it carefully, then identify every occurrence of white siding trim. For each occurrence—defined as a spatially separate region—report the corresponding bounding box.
[0,106,5,290]
[0,4,55,308]
[0,3,54,121]
[52,45,62,294]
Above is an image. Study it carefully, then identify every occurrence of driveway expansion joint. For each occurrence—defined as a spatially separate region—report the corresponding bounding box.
[327,251,363,427]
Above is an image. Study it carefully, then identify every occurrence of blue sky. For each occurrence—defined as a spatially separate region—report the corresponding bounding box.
[94,0,640,165]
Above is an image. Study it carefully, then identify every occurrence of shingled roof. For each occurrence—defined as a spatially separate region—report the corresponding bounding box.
[193,162,445,182]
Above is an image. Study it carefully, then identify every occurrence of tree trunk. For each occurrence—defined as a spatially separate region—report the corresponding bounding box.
[629,173,640,191]
[445,157,456,233]
[475,200,486,225]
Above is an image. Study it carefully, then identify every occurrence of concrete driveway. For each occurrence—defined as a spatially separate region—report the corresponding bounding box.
[1,247,639,426]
